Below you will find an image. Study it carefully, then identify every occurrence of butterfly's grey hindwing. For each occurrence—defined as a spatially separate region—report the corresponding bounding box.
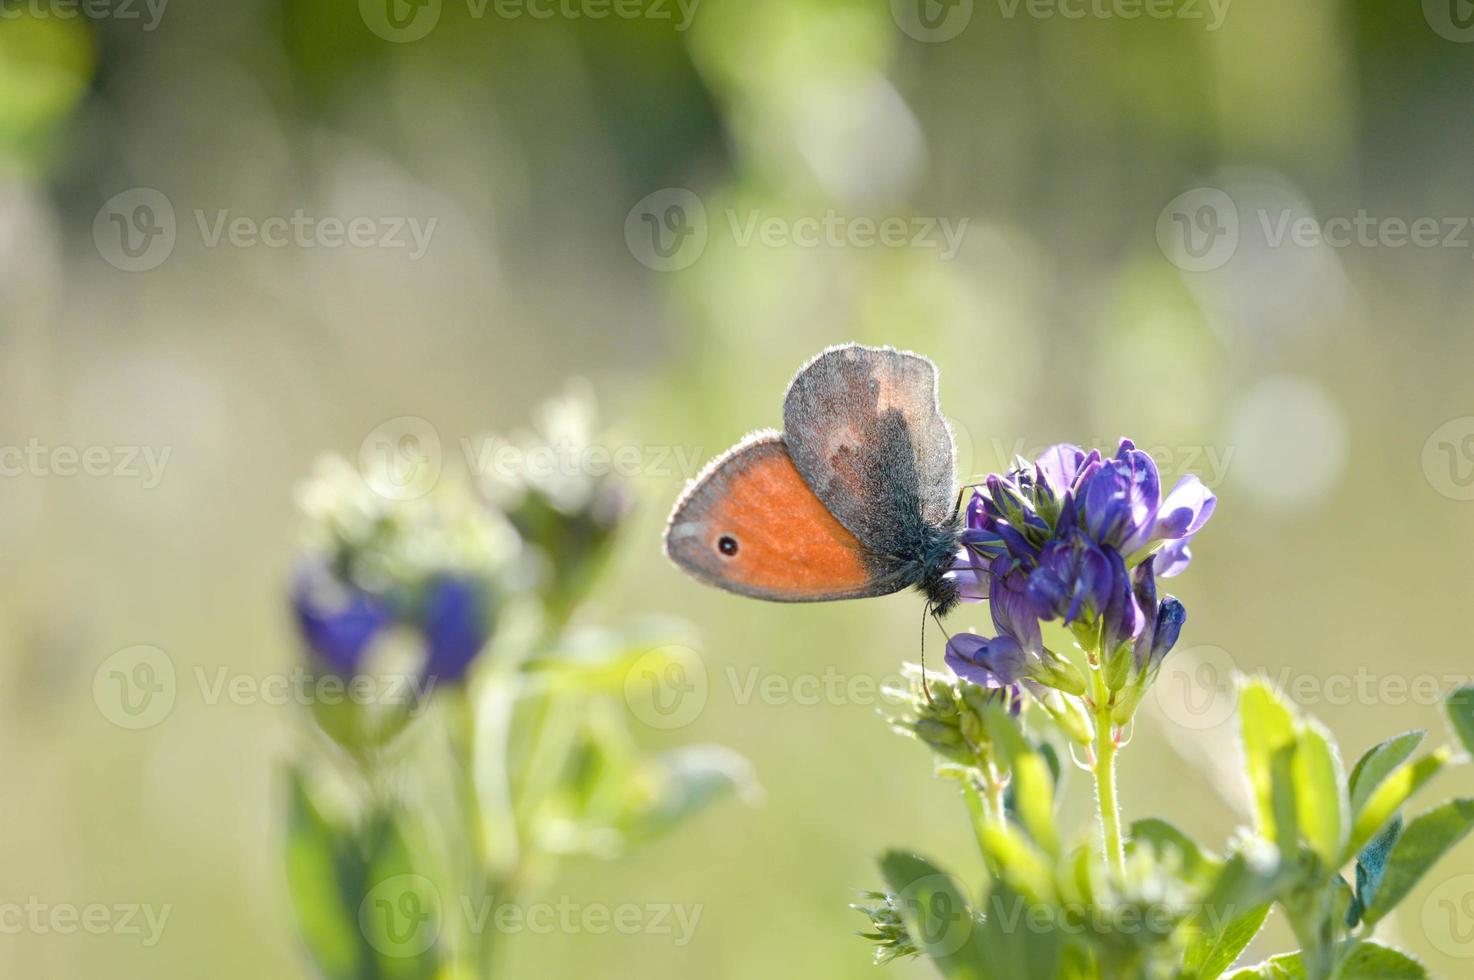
[782,344,957,544]
[781,343,961,612]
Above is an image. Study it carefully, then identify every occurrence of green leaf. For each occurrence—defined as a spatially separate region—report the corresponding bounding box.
[1362,798,1474,926]
[1269,744,1300,856]
[1448,686,1474,758]
[1240,680,1298,842]
[1181,901,1271,980]
[1128,818,1219,887]
[1348,730,1426,815]
[977,821,1056,906]
[1204,848,1290,914]
[1189,845,1293,979]
[623,744,757,840]
[283,767,365,980]
[985,707,1059,856]
[1224,951,1305,979]
[1292,721,1347,865]
[976,878,1063,980]
[360,815,443,980]
[1225,942,1428,980]
[1351,815,1402,927]
[878,851,983,980]
[1338,941,1430,978]
[1345,749,1450,860]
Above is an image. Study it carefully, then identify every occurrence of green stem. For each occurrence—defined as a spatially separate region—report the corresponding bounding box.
[1093,693,1125,878]
[1102,716,1120,872]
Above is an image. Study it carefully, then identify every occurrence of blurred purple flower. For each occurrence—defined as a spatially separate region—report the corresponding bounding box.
[290,563,492,685]
[291,562,394,675]
[421,575,492,684]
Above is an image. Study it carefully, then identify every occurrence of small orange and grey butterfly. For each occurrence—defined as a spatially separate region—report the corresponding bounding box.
[664,343,964,615]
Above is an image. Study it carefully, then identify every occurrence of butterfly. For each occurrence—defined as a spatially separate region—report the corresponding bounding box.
[664,343,964,617]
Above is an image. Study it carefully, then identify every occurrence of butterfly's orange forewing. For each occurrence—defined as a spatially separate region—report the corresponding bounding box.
[664,433,893,602]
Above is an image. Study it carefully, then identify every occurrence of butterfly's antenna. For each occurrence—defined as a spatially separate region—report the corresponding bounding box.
[919,603,935,706]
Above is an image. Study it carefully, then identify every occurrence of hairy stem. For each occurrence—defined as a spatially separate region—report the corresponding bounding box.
[1092,689,1125,878]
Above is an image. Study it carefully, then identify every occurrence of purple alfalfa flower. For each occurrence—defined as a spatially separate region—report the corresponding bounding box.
[1034,444,1095,502]
[1154,538,1193,578]
[420,575,493,684]
[1153,474,1217,540]
[1129,557,1186,675]
[1148,475,1217,577]
[1099,546,1144,654]
[944,632,1026,714]
[1026,527,1114,626]
[291,561,395,675]
[1080,439,1161,555]
[987,556,1044,656]
[966,476,1045,562]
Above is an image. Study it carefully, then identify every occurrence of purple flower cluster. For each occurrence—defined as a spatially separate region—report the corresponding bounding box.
[944,440,1214,694]
[293,563,493,685]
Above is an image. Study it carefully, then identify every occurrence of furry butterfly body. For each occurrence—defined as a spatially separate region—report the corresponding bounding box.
[664,344,962,614]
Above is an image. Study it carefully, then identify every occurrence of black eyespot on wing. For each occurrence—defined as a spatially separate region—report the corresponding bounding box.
[717,534,739,556]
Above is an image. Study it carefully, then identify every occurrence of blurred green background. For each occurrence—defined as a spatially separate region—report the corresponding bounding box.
[4,0,1474,975]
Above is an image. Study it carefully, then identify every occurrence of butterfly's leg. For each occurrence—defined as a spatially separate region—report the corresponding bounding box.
[950,481,987,521]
